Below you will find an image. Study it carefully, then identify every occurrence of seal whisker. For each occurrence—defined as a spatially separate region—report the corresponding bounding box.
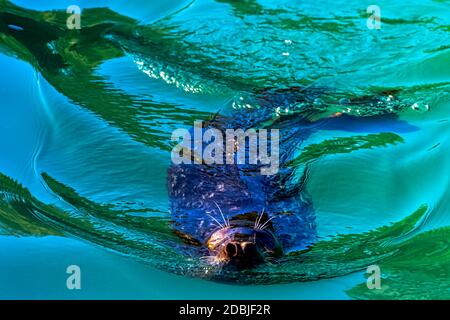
[207,214,224,229]
[199,255,217,261]
[255,208,265,229]
[210,222,223,230]
[200,255,226,266]
[265,256,279,263]
[254,211,260,229]
[213,200,229,227]
[264,257,280,266]
[258,215,275,230]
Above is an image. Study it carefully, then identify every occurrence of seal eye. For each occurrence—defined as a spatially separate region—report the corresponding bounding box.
[226,243,237,257]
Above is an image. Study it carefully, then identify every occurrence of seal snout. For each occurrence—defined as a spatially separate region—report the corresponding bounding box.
[225,241,258,259]
[206,225,281,270]
[222,239,263,269]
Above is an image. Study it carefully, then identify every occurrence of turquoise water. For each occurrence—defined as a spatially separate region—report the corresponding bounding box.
[0,0,449,299]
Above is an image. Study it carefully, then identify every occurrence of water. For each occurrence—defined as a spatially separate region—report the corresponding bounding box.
[0,0,449,299]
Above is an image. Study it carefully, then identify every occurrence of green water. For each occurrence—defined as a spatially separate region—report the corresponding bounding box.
[0,0,449,299]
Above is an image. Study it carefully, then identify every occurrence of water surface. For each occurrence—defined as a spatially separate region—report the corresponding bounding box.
[0,0,449,299]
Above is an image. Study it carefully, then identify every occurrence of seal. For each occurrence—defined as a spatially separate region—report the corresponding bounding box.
[167,87,413,270]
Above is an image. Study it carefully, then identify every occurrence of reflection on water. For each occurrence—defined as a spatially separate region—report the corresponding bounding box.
[0,0,449,298]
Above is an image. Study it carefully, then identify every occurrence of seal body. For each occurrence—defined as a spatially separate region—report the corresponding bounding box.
[167,87,416,269]
[168,88,322,267]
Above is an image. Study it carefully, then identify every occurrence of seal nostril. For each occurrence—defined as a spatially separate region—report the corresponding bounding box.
[226,243,237,257]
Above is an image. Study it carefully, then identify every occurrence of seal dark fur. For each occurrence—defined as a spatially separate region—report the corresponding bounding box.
[167,87,413,269]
